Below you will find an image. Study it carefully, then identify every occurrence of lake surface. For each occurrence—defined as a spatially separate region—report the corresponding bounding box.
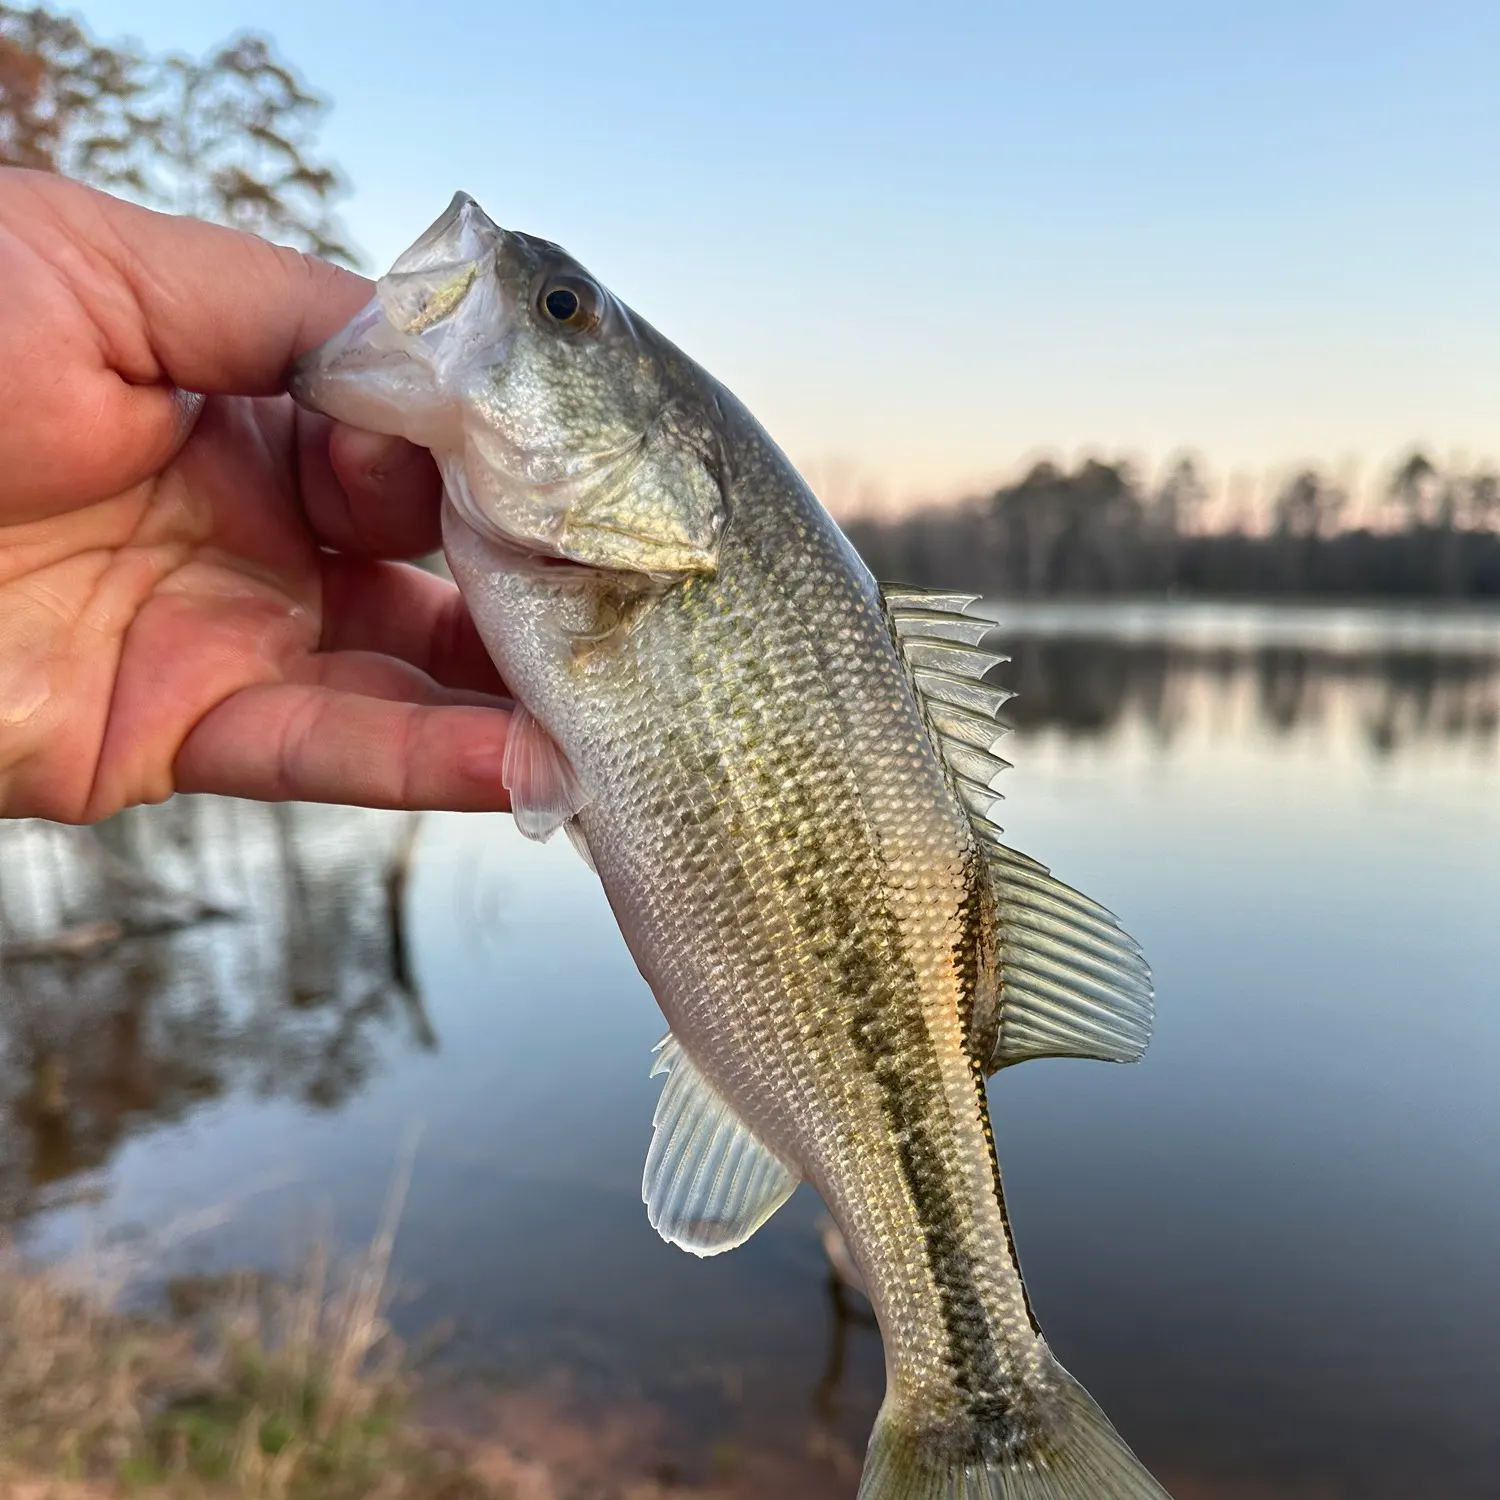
[3,600,1498,1498]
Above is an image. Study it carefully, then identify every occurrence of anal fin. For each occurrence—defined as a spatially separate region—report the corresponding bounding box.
[644,1035,800,1257]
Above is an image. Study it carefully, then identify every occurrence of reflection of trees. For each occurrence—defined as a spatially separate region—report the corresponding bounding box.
[1255,648,1315,735]
[0,800,431,1222]
[812,1220,876,1427]
[996,637,1500,755]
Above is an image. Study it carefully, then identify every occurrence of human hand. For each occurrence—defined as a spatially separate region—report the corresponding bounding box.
[0,169,513,823]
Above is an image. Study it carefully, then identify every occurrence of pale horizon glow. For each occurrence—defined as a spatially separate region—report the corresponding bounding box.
[74,0,1500,516]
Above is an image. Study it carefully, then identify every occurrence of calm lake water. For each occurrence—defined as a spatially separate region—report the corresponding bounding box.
[3,600,1498,1499]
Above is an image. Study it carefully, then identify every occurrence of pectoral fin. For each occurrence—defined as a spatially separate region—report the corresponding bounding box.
[502,705,589,841]
[883,585,1155,1070]
[643,1035,800,1256]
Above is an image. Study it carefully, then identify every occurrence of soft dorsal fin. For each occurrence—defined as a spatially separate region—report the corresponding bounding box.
[883,586,1155,1069]
[979,831,1154,1067]
[643,1035,801,1257]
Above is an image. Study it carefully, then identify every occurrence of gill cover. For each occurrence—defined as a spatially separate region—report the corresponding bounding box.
[290,192,726,577]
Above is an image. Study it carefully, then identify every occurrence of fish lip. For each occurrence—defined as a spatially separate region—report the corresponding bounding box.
[287,284,488,449]
[415,190,480,247]
[288,296,412,408]
[389,191,501,275]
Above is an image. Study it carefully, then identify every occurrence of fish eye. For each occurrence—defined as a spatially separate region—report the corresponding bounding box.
[538,275,600,333]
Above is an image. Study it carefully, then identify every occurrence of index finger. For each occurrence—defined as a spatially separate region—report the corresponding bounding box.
[20,171,373,395]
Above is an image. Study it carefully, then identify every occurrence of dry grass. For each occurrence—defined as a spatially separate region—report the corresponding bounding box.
[0,1238,191,1482]
[0,1166,489,1499]
[0,1233,852,1500]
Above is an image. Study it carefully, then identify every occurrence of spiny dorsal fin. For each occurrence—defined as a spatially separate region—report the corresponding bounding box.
[882,585,1154,1069]
[644,1035,800,1257]
[884,587,1014,833]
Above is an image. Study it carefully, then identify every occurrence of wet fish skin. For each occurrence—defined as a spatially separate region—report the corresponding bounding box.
[291,194,1170,1500]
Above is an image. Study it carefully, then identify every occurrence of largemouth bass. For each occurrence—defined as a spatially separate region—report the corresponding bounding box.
[292,194,1171,1500]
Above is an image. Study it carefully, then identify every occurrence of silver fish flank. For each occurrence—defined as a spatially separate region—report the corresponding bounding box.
[292,193,1171,1500]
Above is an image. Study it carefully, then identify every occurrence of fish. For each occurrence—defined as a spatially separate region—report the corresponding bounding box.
[291,193,1171,1500]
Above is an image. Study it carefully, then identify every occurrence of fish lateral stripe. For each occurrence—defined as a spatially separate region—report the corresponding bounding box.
[835,871,1015,1422]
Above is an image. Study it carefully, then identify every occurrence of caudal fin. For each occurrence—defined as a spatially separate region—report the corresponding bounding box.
[858,1361,1173,1500]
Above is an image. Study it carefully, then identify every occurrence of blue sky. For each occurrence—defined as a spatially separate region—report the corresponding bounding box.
[76,1,1500,513]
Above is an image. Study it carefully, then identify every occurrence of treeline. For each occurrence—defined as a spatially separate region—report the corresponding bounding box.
[845,452,1500,599]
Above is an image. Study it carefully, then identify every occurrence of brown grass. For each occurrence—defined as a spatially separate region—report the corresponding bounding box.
[0,1160,492,1499]
[0,1228,849,1500]
[0,1238,191,1482]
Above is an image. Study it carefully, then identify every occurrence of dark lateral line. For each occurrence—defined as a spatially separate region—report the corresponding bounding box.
[833,877,1010,1424]
[954,849,1043,1341]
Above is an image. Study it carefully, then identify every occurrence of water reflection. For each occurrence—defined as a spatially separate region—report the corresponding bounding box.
[0,606,1496,1499]
[996,635,1500,755]
[0,801,429,1221]
[810,1221,877,1433]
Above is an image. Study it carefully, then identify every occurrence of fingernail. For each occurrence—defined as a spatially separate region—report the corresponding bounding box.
[173,387,206,436]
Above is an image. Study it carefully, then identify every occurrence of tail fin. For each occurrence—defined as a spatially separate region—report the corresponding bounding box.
[858,1362,1172,1500]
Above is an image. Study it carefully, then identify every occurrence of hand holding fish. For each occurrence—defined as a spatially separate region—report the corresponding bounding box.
[0,170,512,823]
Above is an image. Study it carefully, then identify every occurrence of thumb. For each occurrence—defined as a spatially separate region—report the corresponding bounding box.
[17,171,373,395]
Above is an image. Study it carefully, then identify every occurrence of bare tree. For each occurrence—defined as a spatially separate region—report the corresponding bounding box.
[0,4,358,264]
[0,5,144,180]
[116,33,357,262]
[1273,469,1346,539]
[1151,455,1210,535]
[1386,450,1448,530]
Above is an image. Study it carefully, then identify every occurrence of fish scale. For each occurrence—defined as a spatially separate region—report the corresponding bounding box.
[292,190,1172,1500]
[452,422,1045,1440]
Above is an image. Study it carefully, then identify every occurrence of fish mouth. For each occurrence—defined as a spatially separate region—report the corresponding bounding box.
[288,192,509,448]
[287,295,430,436]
